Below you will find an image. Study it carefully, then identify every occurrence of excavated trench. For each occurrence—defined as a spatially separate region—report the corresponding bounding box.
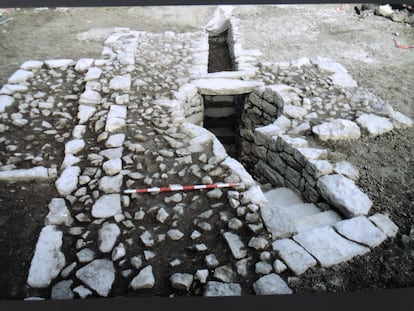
[203,94,247,159]
[204,30,249,159]
[207,30,234,73]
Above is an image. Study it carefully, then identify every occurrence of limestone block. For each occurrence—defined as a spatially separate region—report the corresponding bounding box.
[312,119,361,141]
[293,226,370,267]
[317,174,372,217]
[272,238,317,275]
[356,113,394,136]
[335,216,387,247]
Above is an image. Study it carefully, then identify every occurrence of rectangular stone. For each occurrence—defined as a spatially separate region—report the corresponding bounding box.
[306,160,333,179]
[268,151,287,175]
[272,239,317,275]
[223,232,247,259]
[256,161,285,187]
[278,135,308,155]
[317,174,372,217]
[302,169,316,187]
[252,145,267,161]
[248,92,262,106]
[280,152,302,171]
[295,210,342,233]
[261,100,278,116]
[335,216,387,248]
[303,183,321,203]
[369,213,398,238]
[285,167,301,189]
[293,226,370,268]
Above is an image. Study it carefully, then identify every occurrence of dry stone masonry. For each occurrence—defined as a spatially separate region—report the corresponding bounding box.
[0,6,412,300]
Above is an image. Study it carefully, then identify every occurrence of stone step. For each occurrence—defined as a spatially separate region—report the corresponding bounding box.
[295,210,342,233]
[293,226,370,268]
[281,203,320,219]
[204,107,235,118]
[208,127,235,137]
[264,187,304,207]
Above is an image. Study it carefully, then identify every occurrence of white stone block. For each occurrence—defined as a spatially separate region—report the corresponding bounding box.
[356,113,394,136]
[317,174,372,217]
[27,225,66,288]
[369,213,399,238]
[335,216,387,247]
[312,119,361,141]
[92,194,122,218]
[293,226,370,267]
[8,69,34,83]
[272,238,317,275]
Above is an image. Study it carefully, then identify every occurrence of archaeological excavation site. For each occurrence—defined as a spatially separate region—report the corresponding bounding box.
[0,4,413,300]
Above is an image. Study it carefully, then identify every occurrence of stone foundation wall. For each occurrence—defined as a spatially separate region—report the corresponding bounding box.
[239,87,283,171]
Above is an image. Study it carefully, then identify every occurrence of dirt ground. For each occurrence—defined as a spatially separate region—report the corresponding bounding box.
[0,5,413,299]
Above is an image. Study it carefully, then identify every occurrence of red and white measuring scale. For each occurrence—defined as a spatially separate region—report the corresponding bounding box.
[123,182,241,194]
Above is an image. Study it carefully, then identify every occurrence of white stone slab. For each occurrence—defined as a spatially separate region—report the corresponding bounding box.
[261,203,297,239]
[241,185,268,207]
[85,67,102,81]
[98,174,123,194]
[79,89,101,105]
[312,119,361,141]
[105,117,126,133]
[21,60,44,70]
[105,133,125,148]
[333,161,359,180]
[223,232,247,259]
[317,174,372,217]
[296,147,328,161]
[91,194,122,218]
[77,105,96,124]
[203,281,241,297]
[389,111,413,129]
[65,139,85,155]
[284,203,321,220]
[130,266,155,289]
[356,113,394,136]
[264,188,303,207]
[109,75,131,92]
[193,78,263,95]
[99,147,123,160]
[283,105,307,119]
[295,210,342,233]
[45,59,74,69]
[102,159,122,176]
[98,222,121,253]
[8,69,34,83]
[0,84,29,95]
[293,226,370,267]
[75,259,115,297]
[272,238,317,275]
[369,213,399,238]
[0,95,14,113]
[61,154,81,170]
[253,274,292,295]
[0,166,51,181]
[27,225,66,288]
[45,198,73,227]
[222,157,255,187]
[335,216,387,248]
[75,58,94,72]
[55,166,80,196]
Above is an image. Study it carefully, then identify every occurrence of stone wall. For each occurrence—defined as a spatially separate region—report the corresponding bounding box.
[239,87,283,172]
[239,84,373,216]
